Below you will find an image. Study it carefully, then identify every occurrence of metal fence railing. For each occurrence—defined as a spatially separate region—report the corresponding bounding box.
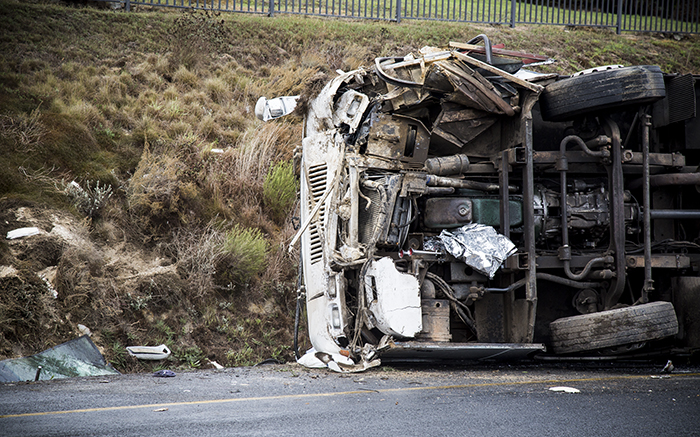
[107,0,700,34]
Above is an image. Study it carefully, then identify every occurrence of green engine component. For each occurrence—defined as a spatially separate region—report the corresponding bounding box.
[471,198,523,228]
[423,197,523,229]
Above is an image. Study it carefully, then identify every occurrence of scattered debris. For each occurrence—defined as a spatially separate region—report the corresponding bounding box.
[208,360,224,370]
[126,345,172,361]
[6,227,42,240]
[77,324,92,337]
[0,335,119,382]
[153,369,176,377]
[549,386,581,393]
[662,360,674,373]
[153,408,169,412]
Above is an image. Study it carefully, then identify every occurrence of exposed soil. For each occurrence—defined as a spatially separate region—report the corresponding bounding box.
[0,198,300,371]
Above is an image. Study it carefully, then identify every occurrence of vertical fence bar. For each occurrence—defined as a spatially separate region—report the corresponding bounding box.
[396,0,401,21]
[616,0,622,33]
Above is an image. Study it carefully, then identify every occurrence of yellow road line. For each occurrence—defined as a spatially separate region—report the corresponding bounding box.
[2,372,698,419]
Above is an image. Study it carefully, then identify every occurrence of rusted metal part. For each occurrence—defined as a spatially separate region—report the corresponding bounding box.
[521,93,539,343]
[624,152,685,167]
[432,107,499,148]
[531,150,684,167]
[425,174,515,192]
[628,172,700,190]
[626,255,691,269]
[425,154,470,175]
[418,299,452,341]
[365,113,430,163]
[424,198,472,228]
[536,272,601,289]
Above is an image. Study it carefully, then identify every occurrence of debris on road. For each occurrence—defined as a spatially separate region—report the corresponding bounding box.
[662,360,675,373]
[549,386,581,393]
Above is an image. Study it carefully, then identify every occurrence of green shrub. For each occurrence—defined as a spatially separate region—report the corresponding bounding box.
[263,160,297,223]
[218,225,268,287]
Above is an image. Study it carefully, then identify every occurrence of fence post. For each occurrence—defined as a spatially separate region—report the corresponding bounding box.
[125,0,130,12]
[510,0,516,27]
[269,0,274,16]
[616,0,622,34]
[396,0,401,23]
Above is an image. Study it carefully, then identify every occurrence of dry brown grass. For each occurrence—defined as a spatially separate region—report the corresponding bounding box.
[171,223,225,298]
[0,106,45,152]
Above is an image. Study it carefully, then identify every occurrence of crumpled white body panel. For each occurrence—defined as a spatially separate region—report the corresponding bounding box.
[366,257,422,338]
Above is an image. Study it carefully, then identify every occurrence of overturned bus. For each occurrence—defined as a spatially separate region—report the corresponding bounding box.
[290,37,700,372]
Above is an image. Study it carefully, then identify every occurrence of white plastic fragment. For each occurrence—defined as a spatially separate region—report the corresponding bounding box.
[126,344,172,360]
[549,386,581,393]
[255,96,300,121]
[77,324,92,336]
[208,360,224,370]
[6,227,42,240]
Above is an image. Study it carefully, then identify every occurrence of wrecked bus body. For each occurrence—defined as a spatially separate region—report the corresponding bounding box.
[292,38,700,372]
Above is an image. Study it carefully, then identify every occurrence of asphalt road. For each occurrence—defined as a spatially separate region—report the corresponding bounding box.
[1,362,699,437]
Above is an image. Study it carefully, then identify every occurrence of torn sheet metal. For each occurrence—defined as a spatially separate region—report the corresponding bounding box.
[437,224,516,279]
[0,335,119,382]
[365,257,422,338]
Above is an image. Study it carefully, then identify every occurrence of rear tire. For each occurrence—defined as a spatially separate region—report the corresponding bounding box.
[549,301,678,354]
[540,65,666,122]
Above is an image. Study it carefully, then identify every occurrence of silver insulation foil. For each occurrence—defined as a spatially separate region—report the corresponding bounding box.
[436,224,516,279]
